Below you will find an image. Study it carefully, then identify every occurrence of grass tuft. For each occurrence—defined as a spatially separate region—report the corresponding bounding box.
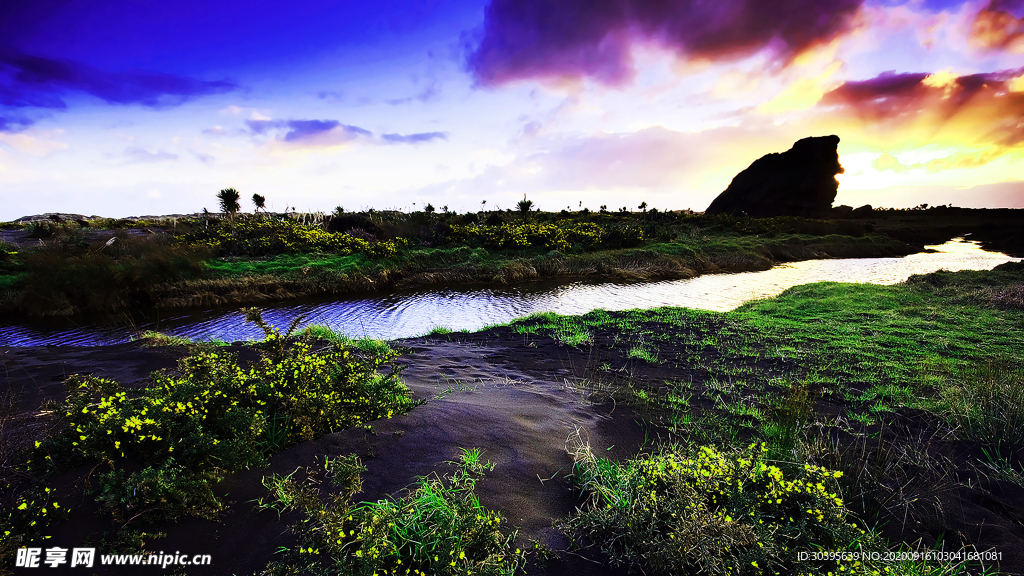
[929,356,1024,446]
[262,455,524,576]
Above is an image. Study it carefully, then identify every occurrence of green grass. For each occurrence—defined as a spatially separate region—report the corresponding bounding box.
[626,343,659,363]
[262,454,524,576]
[136,330,229,347]
[2,210,919,319]
[927,356,1024,446]
[649,231,906,263]
[452,447,495,475]
[294,324,395,355]
[537,266,1023,576]
[205,252,373,277]
[511,270,1022,408]
[734,280,1023,388]
[0,272,25,290]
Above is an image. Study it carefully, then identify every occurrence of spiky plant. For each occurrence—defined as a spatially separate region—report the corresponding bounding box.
[252,193,266,213]
[217,188,241,221]
[517,195,533,218]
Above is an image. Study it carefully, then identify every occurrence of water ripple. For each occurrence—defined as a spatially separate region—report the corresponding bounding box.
[1,239,1017,346]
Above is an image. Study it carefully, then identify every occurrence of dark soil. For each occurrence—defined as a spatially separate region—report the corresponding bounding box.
[4,319,1024,574]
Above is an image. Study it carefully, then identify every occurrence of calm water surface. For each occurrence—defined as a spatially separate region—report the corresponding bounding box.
[1,238,1018,346]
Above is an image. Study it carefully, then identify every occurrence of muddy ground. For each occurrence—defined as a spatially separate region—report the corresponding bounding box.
[3,322,1024,575]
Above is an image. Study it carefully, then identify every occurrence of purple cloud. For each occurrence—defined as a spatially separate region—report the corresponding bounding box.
[386,80,440,105]
[820,67,1024,149]
[381,131,447,143]
[0,46,237,109]
[821,67,1024,122]
[0,115,33,133]
[818,71,931,119]
[245,119,373,144]
[286,120,372,142]
[244,120,276,135]
[245,118,447,146]
[467,0,863,87]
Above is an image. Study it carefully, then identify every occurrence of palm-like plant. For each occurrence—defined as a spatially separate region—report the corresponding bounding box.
[252,193,266,213]
[517,195,534,214]
[218,188,241,221]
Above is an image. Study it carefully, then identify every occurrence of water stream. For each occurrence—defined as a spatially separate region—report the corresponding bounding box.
[1,238,1018,346]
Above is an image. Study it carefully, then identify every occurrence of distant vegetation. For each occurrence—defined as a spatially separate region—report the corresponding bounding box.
[0,199,923,319]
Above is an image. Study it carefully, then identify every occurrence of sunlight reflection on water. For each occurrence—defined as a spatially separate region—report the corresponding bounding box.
[1,238,1018,346]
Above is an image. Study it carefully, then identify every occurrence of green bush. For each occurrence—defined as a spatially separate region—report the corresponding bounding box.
[27,312,419,523]
[262,455,524,576]
[446,222,606,252]
[1,486,68,564]
[604,224,646,248]
[175,218,409,258]
[564,438,868,576]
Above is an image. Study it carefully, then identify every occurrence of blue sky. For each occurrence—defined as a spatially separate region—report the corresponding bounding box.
[1,0,1022,219]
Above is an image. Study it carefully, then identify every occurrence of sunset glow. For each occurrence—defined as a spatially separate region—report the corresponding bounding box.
[1,0,1022,219]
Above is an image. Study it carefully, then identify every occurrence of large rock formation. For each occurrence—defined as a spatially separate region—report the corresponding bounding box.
[705,135,844,218]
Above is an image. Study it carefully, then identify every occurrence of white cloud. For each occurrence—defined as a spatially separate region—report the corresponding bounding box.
[0,129,69,156]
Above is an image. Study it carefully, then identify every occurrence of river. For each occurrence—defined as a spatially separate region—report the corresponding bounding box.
[0,238,1018,346]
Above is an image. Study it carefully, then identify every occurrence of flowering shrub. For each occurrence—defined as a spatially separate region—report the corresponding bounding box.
[446,222,608,252]
[27,311,418,523]
[566,439,873,576]
[1,486,67,564]
[176,219,408,258]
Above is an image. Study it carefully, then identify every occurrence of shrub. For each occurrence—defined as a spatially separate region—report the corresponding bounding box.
[261,455,524,576]
[564,436,866,576]
[604,225,646,248]
[27,311,419,524]
[175,218,408,259]
[445,222,606,252]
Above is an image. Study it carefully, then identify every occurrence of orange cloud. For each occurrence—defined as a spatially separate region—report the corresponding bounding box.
[969,0,1024,52]
[871,147,1008,173]
[820,66,1024,151]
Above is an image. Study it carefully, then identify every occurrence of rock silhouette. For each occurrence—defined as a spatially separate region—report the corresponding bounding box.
[705,135,844,218]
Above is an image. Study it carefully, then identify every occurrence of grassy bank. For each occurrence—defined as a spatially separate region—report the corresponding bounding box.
[485,261,1024,574]
[0,210,914,319]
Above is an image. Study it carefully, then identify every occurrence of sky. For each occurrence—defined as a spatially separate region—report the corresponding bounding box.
[0,0,1022,220]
